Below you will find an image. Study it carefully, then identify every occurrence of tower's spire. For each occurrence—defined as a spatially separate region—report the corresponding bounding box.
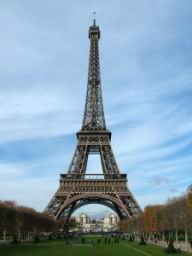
[81,21,106,131]
[93,11,96,26]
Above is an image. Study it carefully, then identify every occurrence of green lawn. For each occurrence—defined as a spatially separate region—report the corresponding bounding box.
[0,237,191,256]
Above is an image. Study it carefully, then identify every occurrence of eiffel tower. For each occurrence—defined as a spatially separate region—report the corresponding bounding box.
[45,20,141,225]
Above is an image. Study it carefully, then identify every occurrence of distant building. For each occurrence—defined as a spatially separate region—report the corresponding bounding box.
[75,213,91,232]
[101,212,119,232]
[73,212,119,232]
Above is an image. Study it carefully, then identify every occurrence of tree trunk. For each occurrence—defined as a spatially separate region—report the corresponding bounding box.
[166,239,177,253]
[185,230,188,245]
[175,229,178,243]
[18,230,21,241]
[3,230,6,241]
[162,232,165,242]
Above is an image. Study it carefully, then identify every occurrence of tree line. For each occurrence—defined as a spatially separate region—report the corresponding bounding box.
[0,200,57,241]
[120,186,192,243]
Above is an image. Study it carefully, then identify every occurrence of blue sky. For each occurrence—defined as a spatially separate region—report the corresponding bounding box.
[0,0,192,216]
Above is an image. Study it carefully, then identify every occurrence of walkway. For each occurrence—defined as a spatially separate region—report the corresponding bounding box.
[148,240,192,253]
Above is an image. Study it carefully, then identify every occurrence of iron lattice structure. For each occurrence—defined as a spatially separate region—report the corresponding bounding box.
[45,20,142,225]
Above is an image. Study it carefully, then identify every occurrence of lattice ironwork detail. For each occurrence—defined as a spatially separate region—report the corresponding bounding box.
[82,21,106,131]
[45,20,142,226]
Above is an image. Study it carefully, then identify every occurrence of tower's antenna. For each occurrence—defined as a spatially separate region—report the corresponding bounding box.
[93,11,96,25]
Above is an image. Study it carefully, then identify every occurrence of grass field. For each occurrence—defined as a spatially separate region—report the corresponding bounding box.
[0,236,191,256]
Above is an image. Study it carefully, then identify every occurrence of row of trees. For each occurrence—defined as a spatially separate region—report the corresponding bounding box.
[0,200,57,240]
[121,186,192,242]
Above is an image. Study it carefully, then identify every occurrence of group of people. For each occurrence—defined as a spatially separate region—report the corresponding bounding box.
[97,237,119,244]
